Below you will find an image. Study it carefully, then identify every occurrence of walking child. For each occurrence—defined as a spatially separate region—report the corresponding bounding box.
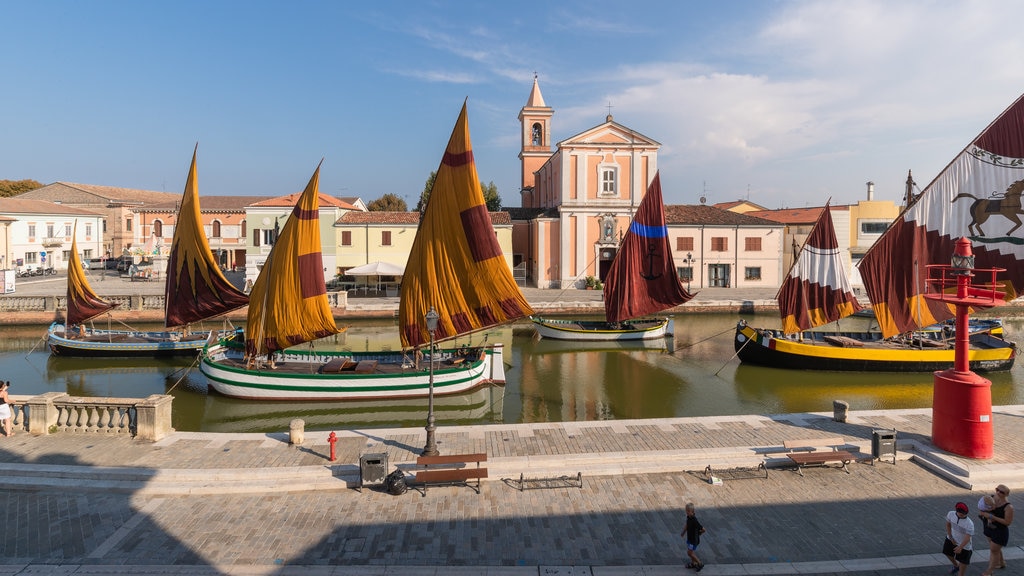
[680,502,706,571]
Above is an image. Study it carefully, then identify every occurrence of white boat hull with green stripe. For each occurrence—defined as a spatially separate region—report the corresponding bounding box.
[200,336,505,400]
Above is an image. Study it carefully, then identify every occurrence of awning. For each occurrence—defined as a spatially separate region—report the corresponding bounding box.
[344,261,405,276]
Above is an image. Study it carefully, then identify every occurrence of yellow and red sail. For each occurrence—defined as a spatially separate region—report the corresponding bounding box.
[777,202,863,334]
[165,146,249,328]
[860,93,1024,337]
[245,163,341,356]
[66,222,116,326]
[399,102,534,348]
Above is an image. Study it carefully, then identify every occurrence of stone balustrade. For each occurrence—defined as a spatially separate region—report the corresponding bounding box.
[7,393,173,441]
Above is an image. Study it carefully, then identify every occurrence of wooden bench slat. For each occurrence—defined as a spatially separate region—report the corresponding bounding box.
[416,453,487,465]
[783,437,846,450]
[414,468,489,483]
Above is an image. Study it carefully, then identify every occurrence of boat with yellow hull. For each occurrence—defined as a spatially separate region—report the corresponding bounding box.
[734,320,1016,372]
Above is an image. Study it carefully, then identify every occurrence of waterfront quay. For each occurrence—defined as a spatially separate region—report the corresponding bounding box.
[2,406,1024,575]
[0,271,783,324]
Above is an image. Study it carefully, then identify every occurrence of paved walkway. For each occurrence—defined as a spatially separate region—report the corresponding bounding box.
[2,405,1024,575]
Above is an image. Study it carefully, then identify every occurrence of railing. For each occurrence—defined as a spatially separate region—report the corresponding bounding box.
[8,393,173,441]
[0,291,348,313]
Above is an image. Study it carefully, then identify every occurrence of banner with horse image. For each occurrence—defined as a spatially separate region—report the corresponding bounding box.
[859,92,1024,338]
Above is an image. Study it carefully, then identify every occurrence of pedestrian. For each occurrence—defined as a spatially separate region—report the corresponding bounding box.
[680,502,706,572]
[944,501,974,575]
[979,485,1013,576]
[0,380,12,437]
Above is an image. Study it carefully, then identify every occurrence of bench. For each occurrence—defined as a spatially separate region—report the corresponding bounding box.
[783,437,855,476]
[414,453,488,495]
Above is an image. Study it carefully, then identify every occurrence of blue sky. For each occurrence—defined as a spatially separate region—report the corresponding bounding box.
[5,1,1024,209]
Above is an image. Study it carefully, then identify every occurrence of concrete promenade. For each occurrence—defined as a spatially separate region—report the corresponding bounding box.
[1,406,1024,575]
[5,275,1024,574]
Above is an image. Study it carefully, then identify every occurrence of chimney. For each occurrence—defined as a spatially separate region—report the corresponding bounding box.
[866,181,875,201]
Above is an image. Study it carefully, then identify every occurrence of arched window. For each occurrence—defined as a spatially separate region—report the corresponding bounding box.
[531,123,543,146]
[241,220,247,238]
[153,220,163,237]
[211,220,222,238]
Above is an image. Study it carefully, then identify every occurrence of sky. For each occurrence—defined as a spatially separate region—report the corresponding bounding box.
[5,0,1024,210]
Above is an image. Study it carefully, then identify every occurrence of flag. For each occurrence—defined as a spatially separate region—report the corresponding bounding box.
[860,93,1024,337]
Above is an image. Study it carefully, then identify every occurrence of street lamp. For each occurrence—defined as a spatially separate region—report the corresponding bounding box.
[684,252,695,291]
[421,307,440,457]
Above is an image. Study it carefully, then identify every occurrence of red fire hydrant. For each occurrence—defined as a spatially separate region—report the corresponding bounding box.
[327,431,337,462]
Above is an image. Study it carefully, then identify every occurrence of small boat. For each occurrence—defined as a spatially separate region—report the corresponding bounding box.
[200,103,534,400]
[734,201,1016,372]
[47,148,249,358]
[531,172,695,341]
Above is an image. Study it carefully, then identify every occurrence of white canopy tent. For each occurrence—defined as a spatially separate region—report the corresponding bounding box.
[344,261,405,276]
[343,261,405,295]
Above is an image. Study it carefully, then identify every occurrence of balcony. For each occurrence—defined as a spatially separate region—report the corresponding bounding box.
[41,237,64,248]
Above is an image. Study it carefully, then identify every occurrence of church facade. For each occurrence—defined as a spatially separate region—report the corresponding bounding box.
[514,77,660,289]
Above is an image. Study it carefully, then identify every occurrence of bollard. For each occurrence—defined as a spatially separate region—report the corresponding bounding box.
[833,400,849,423]
[328,431,338,462]
[289,419,305,446]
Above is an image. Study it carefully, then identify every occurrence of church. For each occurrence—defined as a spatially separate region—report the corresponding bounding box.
[512,76,662,289]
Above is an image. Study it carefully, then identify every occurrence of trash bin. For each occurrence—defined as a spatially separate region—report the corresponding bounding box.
[871,429,897,465]
[359,452,388,490]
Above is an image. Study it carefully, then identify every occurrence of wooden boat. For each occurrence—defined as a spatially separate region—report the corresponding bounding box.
[734,201,1016,372]
[734,321,1014,372]
[531,172,694,341]
[200,103,534,400]
[47,148,249,357]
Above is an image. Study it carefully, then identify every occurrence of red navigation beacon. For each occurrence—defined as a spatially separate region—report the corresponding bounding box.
[925,237,1007,459]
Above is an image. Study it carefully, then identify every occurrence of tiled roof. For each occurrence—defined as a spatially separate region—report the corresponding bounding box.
[136,196,270,212]
[745,205,848,224]
[338,211,420,225]
[0,197,103,216]
[664,204,780,226]
[252,192,359,210]
[335,211,512,225]
[53,182,180,204]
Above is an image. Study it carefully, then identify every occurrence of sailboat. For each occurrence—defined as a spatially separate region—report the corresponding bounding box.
[531,172,695,341]
[199,103,534,400]
[47,148,249,357]
[734,202,1015,372]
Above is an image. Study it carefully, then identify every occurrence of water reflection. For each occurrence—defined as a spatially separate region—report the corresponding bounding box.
[1,315,1022,432]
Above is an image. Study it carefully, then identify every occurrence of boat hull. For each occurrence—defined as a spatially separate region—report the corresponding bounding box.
[734,322,1016,372]
[46,322,214,358]
[531,317,672,341]
[200,340,507,401]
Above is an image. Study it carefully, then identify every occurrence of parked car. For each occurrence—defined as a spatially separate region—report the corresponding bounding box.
[87,258,105,270]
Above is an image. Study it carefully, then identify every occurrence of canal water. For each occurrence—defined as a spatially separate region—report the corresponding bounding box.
[3,314,1023,433]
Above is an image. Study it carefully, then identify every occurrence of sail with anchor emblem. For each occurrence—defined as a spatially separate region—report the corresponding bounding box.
[602,171,694,324]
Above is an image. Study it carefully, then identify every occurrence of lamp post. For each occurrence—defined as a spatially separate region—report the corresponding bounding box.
[684,252,695,291]
[421,307,440,457]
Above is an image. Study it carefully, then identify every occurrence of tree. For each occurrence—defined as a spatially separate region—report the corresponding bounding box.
[415,172,437,214]
[482,181,502,211]
[416,172,502,212]
[367,193,408,212]
[0,179,43,197]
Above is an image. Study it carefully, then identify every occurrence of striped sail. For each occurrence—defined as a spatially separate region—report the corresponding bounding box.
[602,171,694,323]
[399,102,534,348]
[245,163,341,356]
[777,202,863,334]
[66,221,116,326]
[860,93,1024,337]
[165,146,249,328]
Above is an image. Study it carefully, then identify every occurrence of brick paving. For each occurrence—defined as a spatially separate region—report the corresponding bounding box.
[1,407,1023,575]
